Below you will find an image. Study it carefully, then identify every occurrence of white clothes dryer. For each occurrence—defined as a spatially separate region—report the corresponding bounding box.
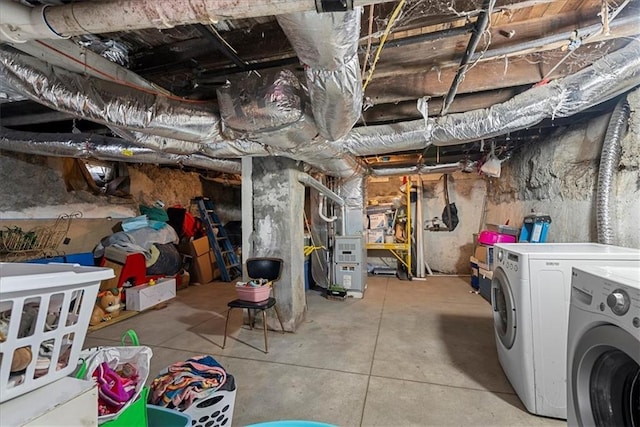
[567,265,640,427]
[490,243,640,419]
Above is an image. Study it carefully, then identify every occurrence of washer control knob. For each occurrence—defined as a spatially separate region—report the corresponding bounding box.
[607,289,630,316]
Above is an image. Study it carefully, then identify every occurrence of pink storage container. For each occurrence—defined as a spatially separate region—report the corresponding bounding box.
[235,284,271,302]
[478,230,517,245]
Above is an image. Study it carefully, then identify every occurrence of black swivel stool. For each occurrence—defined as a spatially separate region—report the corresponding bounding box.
[223,257,285,353]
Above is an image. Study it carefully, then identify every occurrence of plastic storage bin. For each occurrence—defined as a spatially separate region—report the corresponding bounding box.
[478,268,493,303]
[183,374,236,427]
[235,284,271,302]
[469,257,479,290]
[519,214,552,243]
[0,262,114,402]
[148,404,192,427]
[477,230,517,245]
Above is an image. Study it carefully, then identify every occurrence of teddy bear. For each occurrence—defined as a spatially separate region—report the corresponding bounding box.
[0,331,32,373]
[90,288,122,326]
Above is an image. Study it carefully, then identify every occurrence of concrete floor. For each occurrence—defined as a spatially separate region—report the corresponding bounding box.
[85,275,566,426]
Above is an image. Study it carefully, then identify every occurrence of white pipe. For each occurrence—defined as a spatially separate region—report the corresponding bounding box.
[297,173,345,207]
[0,0,60,43]
[318,196,338,223]
[0,0,391,42]
[298,172,346,235]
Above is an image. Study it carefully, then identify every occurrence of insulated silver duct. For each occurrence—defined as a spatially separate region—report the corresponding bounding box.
[217,69,365,177]
[336,174,366,236]
[340,41,640,154]
[217,70,318,149]
[0,127,241,173]
[277,9,363,141]
[596,98,630,245]
[2,48,363,177]
[112,128,271,158]
[0,47,221,143]
[371,161,465,176]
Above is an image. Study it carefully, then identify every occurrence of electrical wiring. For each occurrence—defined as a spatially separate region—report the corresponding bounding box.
[362,0,406,92]
[35,40,212,104]
[361,4,376,80]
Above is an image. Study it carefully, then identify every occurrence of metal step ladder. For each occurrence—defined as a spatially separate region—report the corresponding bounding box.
[193,197,241,282]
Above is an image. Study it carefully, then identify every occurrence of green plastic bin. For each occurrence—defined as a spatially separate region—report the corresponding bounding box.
[102,387,149,427]
[147,405,192,427]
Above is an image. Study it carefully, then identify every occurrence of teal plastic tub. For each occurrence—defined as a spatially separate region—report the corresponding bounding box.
[147,405,192,427]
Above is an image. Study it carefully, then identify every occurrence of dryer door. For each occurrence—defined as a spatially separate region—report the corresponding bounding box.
[491,267,517,349]
[570,324,640,427]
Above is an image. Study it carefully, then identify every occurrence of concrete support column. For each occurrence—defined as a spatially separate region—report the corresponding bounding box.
[248,157,306,332]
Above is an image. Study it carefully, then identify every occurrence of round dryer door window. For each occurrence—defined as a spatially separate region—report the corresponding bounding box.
[491,267,516,349]
[571,324,640,427]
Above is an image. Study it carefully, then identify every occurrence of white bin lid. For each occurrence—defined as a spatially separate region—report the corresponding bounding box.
[0,263,115,294]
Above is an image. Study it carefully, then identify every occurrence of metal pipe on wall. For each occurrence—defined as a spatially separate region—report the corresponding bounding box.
[596,97,630,245]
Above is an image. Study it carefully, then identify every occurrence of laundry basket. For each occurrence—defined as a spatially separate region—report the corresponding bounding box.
[0,262,114,402]
[182,374,237,427]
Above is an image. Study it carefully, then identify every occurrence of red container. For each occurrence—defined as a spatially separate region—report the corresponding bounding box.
[478,230,517,245]
[235,284,271,302]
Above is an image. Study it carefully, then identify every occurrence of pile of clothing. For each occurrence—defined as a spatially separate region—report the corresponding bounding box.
[149,355,230,411]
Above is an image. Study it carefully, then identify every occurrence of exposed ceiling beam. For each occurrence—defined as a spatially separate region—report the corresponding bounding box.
[365,53,563,104]
[368,11,638,79]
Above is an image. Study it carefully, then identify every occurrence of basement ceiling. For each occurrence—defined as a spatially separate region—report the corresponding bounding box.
[1,0,639,173]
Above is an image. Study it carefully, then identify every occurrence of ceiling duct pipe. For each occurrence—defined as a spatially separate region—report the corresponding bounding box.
[217,69,366,177]
[339,41,640,155]
[0,47,364,176]
[111,128,272,158]
[371,161,465,176]
[0,127,242,173]
[0,47,221,143]
[0,0,389,42]
[596,97,630,245]
[277,8,363,140]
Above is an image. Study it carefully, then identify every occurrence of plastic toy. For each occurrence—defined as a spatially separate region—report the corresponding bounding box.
[90,289,122,326]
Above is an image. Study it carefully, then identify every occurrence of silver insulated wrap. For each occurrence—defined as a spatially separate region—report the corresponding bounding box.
[596,98,630,245]
[277,9,363,141]
[217,69,364,177]
[430,41,640,146]
[0,47,221,143]
[0,127,241,173]
[338,41,640,153]
[217,70,318,149]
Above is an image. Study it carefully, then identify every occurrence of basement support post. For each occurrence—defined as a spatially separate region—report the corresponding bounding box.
[250,157,306,332]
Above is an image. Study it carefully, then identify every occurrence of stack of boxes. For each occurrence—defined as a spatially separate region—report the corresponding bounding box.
[366,210,391,244]
[470,224,520,303]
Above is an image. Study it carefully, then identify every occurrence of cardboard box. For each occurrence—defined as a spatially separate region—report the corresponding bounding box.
[474,245,494,269]
[188,236,220,284]
[126,277,176,311]
[367,229,385,243]
[368,213,387,229]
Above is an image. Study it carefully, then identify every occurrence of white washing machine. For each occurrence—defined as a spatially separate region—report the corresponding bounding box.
[567,265,640,427]
[490,243,640,419]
